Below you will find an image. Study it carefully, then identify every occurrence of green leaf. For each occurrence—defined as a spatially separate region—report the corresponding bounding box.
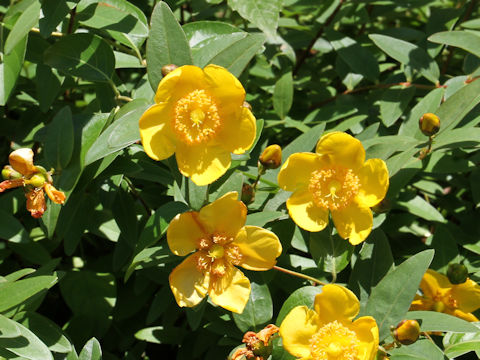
[146,1,192,91]
[273,71,293,119]
[396,195,446,223]
[0,314,53,360]
[310,230,354,274]
[228,0,282,38]
[4,0,40,55]
[193,32,266,78]
[39,0,76,38]
[78,338,101,360]
[77,2,148,44]
[326,29,379,81]
[36,64,63,112]
[44,106,74,170]
[390,339,444,360]
[430,224,459,272]
[0,274,58,312]
[125,246,174,281]
[84,99,150,165]
[0,27,27,105]
[443,325,480,358]
[433,127,480,150]
[428,30,480,58]
[379,85,416,127]
[183,21,242,47]
[369,34,440,83]
[0,313,21,337]
[407,311,480,333]
[246,211,284,227]
[135,326,185,344]
[44,33,115,82]
[13,311,72,353]
[348,229,394,311]
[276,286,322,325]
[232,283,273,332]
[435,78,480,133]
[363,249,434,341]
[0,208,29,243]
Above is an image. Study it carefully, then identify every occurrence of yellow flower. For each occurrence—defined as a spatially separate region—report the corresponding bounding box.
[277,132,389,245]
[139,65,257,186]
[279,284,379,360]
[410,269,480,322]
[167,192,282,313]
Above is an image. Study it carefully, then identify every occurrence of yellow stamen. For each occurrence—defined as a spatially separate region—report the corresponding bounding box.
[310,320,359,360]
[308,166,360,211]
[173,89,221,145]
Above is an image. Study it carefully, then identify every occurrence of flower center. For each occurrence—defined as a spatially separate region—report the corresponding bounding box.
[173,89,221,145]
[195,233,243,275]
[433,291,458,311]
[310,321,359,360]
[308,166,360,211]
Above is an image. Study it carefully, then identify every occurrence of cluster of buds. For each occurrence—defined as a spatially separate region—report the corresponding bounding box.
[231,324,279,360]
[1,148,65,218]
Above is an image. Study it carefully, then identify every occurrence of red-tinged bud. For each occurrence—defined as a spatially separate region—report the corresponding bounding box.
[394,320,421,345]
[419,113,440,136]
[259,145,282,170]
[241,183,255,204]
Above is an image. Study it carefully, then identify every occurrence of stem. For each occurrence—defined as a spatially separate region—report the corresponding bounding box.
[67,6,76,34]
[252,164,265,191]
[124,177,151,215]
[273,265,327,286]
[116,95,133,103]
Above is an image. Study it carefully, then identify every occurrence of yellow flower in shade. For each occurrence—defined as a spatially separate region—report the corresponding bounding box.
[167,192,282,313]
[280,284,379,360]
[0,148,66,218]
[139,65,257,186]
[410,269,480,322]
[277,132,389,245]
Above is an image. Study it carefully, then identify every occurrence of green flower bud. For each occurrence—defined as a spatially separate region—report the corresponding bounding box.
[447,263,469,285]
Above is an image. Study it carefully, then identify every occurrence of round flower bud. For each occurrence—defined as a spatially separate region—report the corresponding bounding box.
[419,113,440,136]
[447,263,469,285]
[161,64,178,77]
[26,173,46,188]
[2,165,22,180]
[251,340,273,358]
[259,144,282,170]
[394,320,421,345]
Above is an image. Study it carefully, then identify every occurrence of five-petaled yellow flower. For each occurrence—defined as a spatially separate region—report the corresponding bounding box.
[410,269,480,322]
[278,132,389,245]
[139,65,257,186]
[167,192,282,313]
[280,284,379,360]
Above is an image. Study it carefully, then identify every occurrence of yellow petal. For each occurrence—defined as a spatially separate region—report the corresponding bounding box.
[314,284,360,324]
[198,192,246,237]
[154,65,207,104]
[278,152,323,192]
[44,183,66,204]
[451,279,480,313]
[208,265,251,313]
[9,148,36,176]
[167,212,208,256]
[218,107,257,155]
[175,143,231,186]
[356,158,389,208]
[315,132,365,170]
[279,305,320,358]
[420,269,451,299]
[139,103,177,161]
[410,296,434,311]
[204,64,245,116]
[169,253,209,308]
[286,189,329,232]
[233,226,282,271]
[350,316,379,360]
[331,201,373,245]
[450,309,479,322]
